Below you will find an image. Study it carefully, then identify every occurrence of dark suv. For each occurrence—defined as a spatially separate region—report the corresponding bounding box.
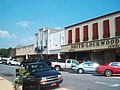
[25,62,63,88]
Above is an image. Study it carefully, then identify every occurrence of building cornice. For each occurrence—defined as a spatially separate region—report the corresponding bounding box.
[65,10,120,29]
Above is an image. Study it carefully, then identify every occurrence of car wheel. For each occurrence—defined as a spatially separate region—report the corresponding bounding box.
[105,70,112,77]
[78,68,84,74]
[8,63,11,65]
[55,66,61,71]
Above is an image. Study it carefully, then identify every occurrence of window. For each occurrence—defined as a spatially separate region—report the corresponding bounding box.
[115,16,120,36]
[67,60,71,63]
[44,40,47,48]
[75,28,80,42]
[103,20,110,38]
[92,23,98,40]
[84,62,93,66]
[83,25,88,41]
[36,42,38,47]
[111,62,119,67]
[68,30,72,44]
[35,34,38,47]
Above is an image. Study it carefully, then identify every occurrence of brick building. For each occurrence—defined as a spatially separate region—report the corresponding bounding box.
[61,11,120,64]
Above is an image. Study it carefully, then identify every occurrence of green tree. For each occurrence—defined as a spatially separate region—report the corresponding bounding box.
[0,47,12,57]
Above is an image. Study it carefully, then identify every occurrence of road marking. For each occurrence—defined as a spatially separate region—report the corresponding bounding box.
[94,81,108,85]
[94,81,120,87]
[109,84,120,87]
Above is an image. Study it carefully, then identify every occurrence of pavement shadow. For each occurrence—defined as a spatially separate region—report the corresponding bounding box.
[41,86,60,90]
[92,73,120,78]
[92,73,103,76]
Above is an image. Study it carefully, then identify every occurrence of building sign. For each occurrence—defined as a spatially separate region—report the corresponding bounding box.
[70,38,120,51]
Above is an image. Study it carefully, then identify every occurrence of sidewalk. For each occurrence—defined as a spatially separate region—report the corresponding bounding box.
[0,76,14,90]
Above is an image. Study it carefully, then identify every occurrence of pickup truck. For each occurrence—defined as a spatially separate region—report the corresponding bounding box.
[51,59,79,71]
[16,62,63,88]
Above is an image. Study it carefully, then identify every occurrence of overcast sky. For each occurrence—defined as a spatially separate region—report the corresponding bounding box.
[0,0,120,48]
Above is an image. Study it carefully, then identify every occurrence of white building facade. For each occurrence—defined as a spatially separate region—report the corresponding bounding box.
[34,27,64,59]
[48,30,65,59]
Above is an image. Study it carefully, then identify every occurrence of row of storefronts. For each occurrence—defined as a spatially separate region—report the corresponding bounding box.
[11,11,120,65]
[61,11,120,64]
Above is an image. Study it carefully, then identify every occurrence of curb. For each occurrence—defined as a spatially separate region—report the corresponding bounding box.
[0,76,14,90]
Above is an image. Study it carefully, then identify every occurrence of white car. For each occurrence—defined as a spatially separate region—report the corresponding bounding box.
[0,59,2,64]
[7,59,21,66]
[71,62,99,74]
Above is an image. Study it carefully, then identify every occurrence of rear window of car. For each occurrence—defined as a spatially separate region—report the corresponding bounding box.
[110,62,119,66]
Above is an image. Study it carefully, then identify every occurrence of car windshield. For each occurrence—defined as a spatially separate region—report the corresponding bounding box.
[72,60,79,65]
[28,63,51,73]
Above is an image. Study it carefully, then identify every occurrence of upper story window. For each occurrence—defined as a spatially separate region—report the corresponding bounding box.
[83,25,88,41]
[36,42,38,47]
[103,20,110,38]
[75,28,80,42]
[115,16,120,36]
[44,40,47,48]
[92,23,98,40]
[68,30,72,44]
[61,37,64,45]
[35,33,38,47]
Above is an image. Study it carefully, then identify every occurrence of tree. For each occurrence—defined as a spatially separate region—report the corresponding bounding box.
[0,47,12,57]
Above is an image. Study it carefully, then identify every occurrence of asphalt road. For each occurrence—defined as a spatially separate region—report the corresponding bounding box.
[0,64,120,90]
[0,64,19,82]
[60,71,120,90]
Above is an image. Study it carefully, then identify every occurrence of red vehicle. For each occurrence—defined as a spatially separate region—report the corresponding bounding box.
[96,62,120,77]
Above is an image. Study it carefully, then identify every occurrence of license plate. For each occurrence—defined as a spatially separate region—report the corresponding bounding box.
[51,83,56,86]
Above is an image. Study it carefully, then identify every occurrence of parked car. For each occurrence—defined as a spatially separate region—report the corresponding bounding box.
[0,59,2,64]
[7,59,21,66]
[71,61,99,74]
[1,59,7,64]
[96,62,120,77]
[0,57,1,63]
[20,59,52,67]
[51,59,79,71]
[23,62,63,88]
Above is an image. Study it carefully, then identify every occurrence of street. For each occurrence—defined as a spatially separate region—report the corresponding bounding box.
[0,64,120,90]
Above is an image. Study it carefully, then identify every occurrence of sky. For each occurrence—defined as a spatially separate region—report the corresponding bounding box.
[0,0,120,49]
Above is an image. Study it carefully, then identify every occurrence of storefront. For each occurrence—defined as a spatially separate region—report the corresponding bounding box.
[61,37,120,64]
[61,11,120,64]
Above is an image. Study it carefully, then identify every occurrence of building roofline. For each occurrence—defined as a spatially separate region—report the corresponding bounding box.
[16,44,34,49]
[65,10,120,29]
[39,27,62,31]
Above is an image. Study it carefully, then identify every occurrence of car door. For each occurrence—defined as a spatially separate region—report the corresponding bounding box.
[117,63,120,74]
[83,62,95,72]
[110,62,120,74]
[13,60,18,65]
[65,60,72,69]
[82,63,90,72]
